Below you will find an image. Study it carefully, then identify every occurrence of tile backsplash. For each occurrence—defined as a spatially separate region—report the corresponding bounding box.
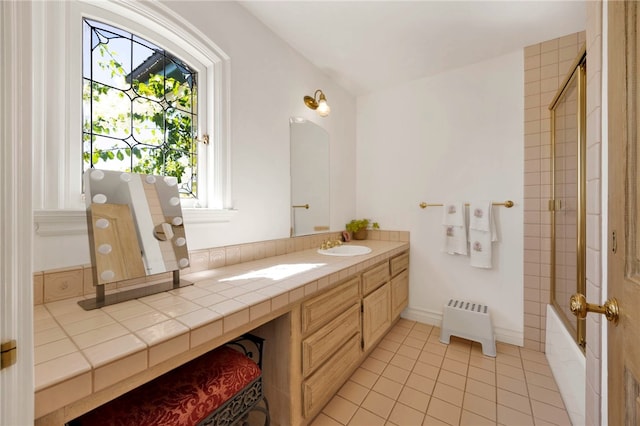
[34,230,409,305]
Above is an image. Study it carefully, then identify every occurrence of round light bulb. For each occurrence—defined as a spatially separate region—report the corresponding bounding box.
[95,218,110,229]
[164,176,178,186]
[100,270,115,281]
[145,175,156,184]
[90,170,104,181]
[98,244,112,255]
[93,194,107,204]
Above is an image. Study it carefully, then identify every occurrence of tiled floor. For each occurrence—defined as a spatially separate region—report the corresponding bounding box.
[311,319,572,426]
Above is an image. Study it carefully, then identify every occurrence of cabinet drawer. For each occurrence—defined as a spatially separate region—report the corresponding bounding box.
[301,276,360,334]
[302,303,360,377]
[303,333,362,418]
[362,262,390,295]
[391,269,409,319]
[390,252,409,277]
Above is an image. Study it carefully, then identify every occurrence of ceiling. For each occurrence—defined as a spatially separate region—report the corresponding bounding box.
[239,1,586,96]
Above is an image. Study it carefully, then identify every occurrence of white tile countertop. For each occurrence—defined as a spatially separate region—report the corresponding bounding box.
[34,239,409,422]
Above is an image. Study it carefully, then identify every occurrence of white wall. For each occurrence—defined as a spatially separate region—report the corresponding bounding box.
[33,1,357,271]
[356,51,525,344]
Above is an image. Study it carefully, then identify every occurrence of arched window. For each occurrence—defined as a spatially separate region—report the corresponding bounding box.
[33,1,232,236]
[83,18,201,199]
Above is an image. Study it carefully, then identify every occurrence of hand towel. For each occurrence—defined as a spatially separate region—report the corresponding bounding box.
[441,202,467,255]
[469,201,498,268]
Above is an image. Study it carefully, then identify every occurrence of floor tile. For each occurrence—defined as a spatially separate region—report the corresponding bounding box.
[427,397,461,425]
[397,386,431,412]
[432,382,464,407]
[496,388,532,415]
[388,402,425,426]
[315,320,570,426]
[463,392,496,421]
[437,369,466,391]
[361,356,388,374]
[338,380,370,406]
[527,383,565,408]
[323,395,358,424]
[348,408,386,426]
[373,376,404,400]
[361,390,395,419]
[459,409,496,426]
[350,367,379,389]
[497,404,534,426]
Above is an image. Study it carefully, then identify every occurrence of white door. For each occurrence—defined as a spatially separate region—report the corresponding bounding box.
[1,1,35,424]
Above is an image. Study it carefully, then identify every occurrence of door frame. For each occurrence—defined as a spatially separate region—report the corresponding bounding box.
[0,1,35,425]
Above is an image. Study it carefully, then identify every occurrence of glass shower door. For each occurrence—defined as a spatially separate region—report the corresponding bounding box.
[550,48,586,349]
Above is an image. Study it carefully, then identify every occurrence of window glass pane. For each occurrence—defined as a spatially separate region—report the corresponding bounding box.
[83,18,198,199]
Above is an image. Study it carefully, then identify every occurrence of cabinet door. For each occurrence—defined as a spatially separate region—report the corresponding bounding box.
[362,282,391,351]
[391,269,409,319]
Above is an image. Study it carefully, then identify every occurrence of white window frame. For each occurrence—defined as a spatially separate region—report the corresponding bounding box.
[33,0,235,236]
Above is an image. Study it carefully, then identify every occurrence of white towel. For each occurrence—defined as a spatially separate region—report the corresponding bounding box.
[469,201,498,268]
[441,202,467,255]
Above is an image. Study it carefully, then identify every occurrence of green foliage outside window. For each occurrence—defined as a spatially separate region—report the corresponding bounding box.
[83,20,198,197]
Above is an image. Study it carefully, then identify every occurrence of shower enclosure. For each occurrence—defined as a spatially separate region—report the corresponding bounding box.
[549,47,587,349]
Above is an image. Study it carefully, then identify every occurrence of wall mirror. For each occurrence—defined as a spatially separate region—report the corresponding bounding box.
[290,118,330,236]
[79,169,191,310]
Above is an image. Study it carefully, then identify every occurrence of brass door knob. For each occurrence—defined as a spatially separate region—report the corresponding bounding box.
[570,293,619,325]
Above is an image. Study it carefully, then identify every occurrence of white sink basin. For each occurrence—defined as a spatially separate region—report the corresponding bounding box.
[317,245,372,256]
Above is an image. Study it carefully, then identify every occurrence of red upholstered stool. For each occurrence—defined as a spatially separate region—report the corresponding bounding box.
[70,334,269,426]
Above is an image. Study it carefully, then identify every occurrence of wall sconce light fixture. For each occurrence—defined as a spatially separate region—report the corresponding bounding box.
[304,89,331,117]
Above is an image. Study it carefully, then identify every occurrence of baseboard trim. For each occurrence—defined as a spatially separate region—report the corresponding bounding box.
[402,307,523,346]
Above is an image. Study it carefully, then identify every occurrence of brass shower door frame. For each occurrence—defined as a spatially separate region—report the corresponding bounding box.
[549,46,587,350]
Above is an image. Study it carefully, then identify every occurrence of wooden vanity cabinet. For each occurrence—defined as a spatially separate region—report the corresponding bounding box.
[390,252,409,320]
[294,250,410,425]
[361,262,391,351]
[298,277,362,420]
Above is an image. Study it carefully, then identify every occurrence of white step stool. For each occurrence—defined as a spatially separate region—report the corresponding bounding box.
[439,299,496,357]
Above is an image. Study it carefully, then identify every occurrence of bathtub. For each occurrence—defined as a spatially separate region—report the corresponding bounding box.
[545,304,585,425]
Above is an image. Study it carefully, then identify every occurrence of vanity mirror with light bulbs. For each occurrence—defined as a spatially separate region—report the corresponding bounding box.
[290,118,330,237]
[79,168,192,310]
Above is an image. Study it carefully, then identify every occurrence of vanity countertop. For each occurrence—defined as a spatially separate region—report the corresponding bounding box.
[34,239,409,421]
